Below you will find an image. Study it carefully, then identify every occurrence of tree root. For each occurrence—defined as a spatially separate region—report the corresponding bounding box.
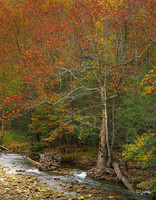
[112,162,135,193]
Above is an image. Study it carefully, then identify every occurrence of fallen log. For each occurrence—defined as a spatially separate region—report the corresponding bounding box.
[24,155,39,166]
[0,145,10,151]
[112,162,135,193]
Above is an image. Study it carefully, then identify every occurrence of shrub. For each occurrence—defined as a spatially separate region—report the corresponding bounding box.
[122,132,156,167]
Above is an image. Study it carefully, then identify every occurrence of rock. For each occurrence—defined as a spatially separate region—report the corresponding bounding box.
[16,169,26,172]
[78,197,84,200]
[39,166,47,171]
[67,188,73,192]
[136,182,150,190]
[81,185,86,189]
[92,190,97,194]
[76,188,82,193]
[54,177,60,181]
[46,166,57,171]
[71,180,79,185]
[31,177,38,181]
[107,195,122,199]
[85,194,92,198]
[67,185,73,188]
[57,191,64,198]
[40,189,47,192]
[60,184,66,187]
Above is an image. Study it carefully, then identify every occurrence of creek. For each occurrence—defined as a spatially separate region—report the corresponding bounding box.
[0,153,151,200]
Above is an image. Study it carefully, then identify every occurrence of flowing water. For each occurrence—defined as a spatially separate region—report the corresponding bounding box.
[0,153,151,200]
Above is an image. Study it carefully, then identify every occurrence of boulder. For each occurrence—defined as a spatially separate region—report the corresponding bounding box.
[136,182,150,190]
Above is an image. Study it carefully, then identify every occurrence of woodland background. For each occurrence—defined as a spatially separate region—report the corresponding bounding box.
[0,0,155,187]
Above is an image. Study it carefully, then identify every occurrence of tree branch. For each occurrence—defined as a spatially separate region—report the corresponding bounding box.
[122,41,154,66]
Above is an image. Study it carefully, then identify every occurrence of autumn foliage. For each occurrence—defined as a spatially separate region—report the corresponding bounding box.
[0,0,155,171]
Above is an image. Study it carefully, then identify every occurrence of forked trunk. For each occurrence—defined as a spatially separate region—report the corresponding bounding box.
[96,82,111,171]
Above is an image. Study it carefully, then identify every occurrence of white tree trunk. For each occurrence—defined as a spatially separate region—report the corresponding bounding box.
[104,78,111,167]
[96,83,111,171]
[96,105,106,171]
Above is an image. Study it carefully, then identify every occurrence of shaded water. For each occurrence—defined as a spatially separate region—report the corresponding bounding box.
[0,153,151,200]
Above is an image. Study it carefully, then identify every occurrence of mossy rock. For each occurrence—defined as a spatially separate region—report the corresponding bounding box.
[136,182,150,190]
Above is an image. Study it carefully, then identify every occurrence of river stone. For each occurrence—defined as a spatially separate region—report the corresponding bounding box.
[60,184,66,187]
[92,190,98,194]
[5,188,10,193]
[67,185,73,188]
[78,197,85,200]
[76,188,82,193]
[31,177,38,181]
[81,185,86,189]
[72,180,79,185]
[54,177,60,180]
[136,182,150,190]
[20,183,26,186]
[85,194,92,198]
[67,188,73,192]
[16,169,25,172]
[107,195,122,199]
[57,191,64,197]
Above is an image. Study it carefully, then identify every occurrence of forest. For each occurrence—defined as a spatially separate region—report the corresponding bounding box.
[0,0,155,199]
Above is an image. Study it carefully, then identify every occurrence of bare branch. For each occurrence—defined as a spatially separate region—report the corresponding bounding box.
[122,41,154,66]
[107,94,118,101]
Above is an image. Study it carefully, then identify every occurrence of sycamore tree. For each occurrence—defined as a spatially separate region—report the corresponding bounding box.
[42,0,154,170]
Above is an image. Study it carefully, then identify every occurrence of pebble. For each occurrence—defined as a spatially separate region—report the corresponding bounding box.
[85,194,92,198]
[54,177,60,180]
[61,184,66,187]
[76,188,82,193]
[78,197,85,200]
[57,191,64,197]
[72,180,79,185]
[81,185,86,189]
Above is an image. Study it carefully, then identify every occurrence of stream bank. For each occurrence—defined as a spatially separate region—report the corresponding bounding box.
[1,144,155,199]
[0,153,153,200]
[0,166,56,200]
[26,150,155,197]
